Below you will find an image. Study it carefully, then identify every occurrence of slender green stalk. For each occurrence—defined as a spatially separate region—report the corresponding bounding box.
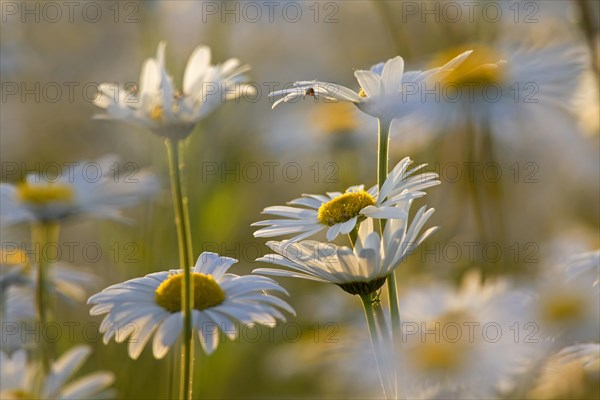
[33,221,60,372]
[165,138,195,400]
[377,118,401,336]
[378,118,402,398]
[377,118,391,197]
[465,120,489,251]
[481,124,508,274]
[360,294,393,399]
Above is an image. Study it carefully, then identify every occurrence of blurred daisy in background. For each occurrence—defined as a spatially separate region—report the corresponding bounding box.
[409,40,587,145]
[252,157,439,242]
[529,251,600,347]
[254,206,437,296]
[397,272,532,399]
[528,343,600,400]
[0,248,98,305]
[0,345,115,399]
[0,248,99,351]
[269,51,471,123]
[94,41,255,140]
[88,252,293,358]
[0,286,36,352]
[0,155,159,226]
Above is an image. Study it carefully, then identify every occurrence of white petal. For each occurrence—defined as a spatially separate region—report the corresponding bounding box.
[354,70,382,97]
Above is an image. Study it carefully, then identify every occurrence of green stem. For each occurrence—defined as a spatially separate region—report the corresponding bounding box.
[165,138,195,400]
[360,294,393,399]
[378,118,401,335]
[378,118,401,397]
[33,221,60,373]
[466,120,489,253]
[481,124,508,274]
[377,118,390,198]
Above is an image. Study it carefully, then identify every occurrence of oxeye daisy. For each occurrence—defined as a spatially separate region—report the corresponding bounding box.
[94,41,255,140]
[254,201,437,296]
[530,251,599,347]
[0,156,159,226]
[0,346,115,399]
[411,40,586,144]
[396,272,531,399]
[1,248,98,305]
[87,252,293,358]
[252,157,439,243]
[268,51,472,122]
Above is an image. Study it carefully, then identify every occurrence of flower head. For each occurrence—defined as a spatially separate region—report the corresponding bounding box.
[88,252,294,358]
[532,250,599,346]
[397,273,531,398]
[254,201,437,295]
[252,157,439,243]
[0,346,114,399]
[95,42,255,139]
[0,155,159,226]
[411,41,587,144]
[268,51,472,121]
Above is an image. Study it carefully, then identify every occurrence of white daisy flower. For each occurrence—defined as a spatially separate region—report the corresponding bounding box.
[94,41,255,140]
[88,252,293,358]
[412,41,586,143]
[0,155,159,226]
[252,157,439,243]
[0,345,115,399]
[268,51,472,121]
[530,251,600,347]
[1,247,99,305]
[396,272,531,399]
[254,202,437,296]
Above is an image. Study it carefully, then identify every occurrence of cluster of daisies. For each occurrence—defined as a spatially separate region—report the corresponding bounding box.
[1,34,598,400]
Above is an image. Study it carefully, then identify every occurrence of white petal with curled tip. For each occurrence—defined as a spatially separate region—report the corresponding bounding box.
[127,311,166,360]
[326,223,343,241]
[184,46,211,94]
[138,59,161,105]
[361,205,407,219]
[196,311,220,355]
[204,309,238,340]
[354,70,382,97]
[44,346,92,397]
[381,56,405,94]
[152,312,182,359]
[59,372,115,400]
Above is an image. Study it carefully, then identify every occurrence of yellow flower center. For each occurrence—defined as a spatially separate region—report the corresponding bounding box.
[17,182,74,205]
[409,311,474,373]
[432,45,505,87]
[150,105,164,122]
[542,294,586,323]
[0,249,29,266]
[317,190,375,226]
[412,341,465,372]
[358,88,367,98]
[155,272,225,312]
